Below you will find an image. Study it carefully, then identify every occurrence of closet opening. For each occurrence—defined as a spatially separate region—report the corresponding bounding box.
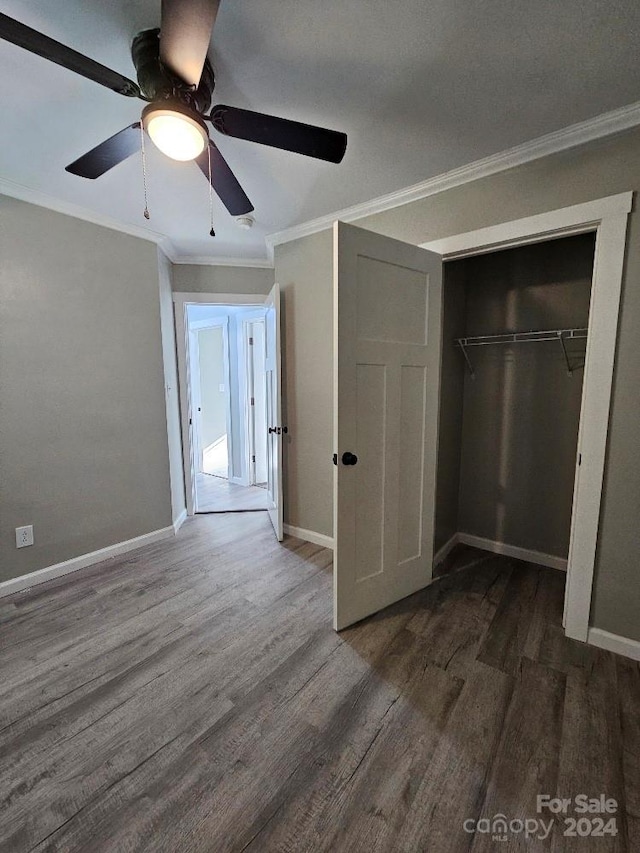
[434,232,596,602]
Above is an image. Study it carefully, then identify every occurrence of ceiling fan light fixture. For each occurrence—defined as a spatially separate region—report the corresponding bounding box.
[142,102,208,161]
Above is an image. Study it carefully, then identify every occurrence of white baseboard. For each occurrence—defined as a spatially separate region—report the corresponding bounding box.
[587,627,640,661]
[283,524,335,550]
[173,508,188,534]
[433,533,460,566]
[456,532,567,571]
[0,525,176,599]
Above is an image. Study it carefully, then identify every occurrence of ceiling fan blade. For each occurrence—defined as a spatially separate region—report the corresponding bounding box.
[160,0,219,87]
[66,124,142,179]
[0,12,141,98]
[210,105,347,164]
[196,140,253,216]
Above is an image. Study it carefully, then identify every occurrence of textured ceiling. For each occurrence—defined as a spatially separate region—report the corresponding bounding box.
[1,0,640,260]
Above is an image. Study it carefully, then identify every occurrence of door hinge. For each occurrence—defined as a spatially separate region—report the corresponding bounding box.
[250,396,255,406]
[579,453,582,466]
[249,336,254,345]
[252,454,256,463]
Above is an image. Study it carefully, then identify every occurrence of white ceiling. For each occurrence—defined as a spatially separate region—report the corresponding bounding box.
[2,0,640,261]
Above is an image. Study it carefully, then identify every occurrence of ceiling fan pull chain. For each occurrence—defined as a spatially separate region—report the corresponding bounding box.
[139,123,150,220]
[208,143,215,237]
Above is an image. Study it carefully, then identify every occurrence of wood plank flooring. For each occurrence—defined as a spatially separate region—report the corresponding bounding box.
[196,473,269,512]
[0,516,637,852]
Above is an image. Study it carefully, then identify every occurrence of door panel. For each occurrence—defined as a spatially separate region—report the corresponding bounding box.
[354,363,386,582]
[398,364,427,564]
[265,283,284,540]
[334,221,442,630]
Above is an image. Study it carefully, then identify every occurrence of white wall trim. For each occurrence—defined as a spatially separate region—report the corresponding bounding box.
[456,533,567,572]
[0,177,274,268]
[422,192,633,257]
[172,292,268,306]
[0,175,178,253]
[587,628,640,662]
[265,101,640,255]
[173,508,188,534]
[170,256,273,268]
[433,533,460,567]
[229,475,249,487]
[0,525,175,599]
[4,100,639,267]
[283,524,335,550]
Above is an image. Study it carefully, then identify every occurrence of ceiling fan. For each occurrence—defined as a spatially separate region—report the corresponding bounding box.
[0,0,347,219]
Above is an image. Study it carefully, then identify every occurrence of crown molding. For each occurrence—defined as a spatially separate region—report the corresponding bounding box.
[265,99,640,257]
[5,98,640,269]
[169,255,273,268]
[0,175,178,249]
[0,176,271,269]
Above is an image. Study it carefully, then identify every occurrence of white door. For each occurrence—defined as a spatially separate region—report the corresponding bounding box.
[265,283,284,540]
[333,221,443,630]
[250,320,269,486]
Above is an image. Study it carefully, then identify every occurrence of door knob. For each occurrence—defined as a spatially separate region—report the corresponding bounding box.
[342,451,358,466]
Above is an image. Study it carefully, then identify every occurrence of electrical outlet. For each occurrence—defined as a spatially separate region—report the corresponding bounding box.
[16,525,34,548]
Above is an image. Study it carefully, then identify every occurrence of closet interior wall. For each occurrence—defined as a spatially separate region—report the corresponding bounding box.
[435,233,596,561]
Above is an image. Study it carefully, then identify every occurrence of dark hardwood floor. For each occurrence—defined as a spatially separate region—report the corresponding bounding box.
[0,515,637,852]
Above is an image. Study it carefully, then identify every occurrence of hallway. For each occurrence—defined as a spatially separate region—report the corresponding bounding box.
[195,473,269,512]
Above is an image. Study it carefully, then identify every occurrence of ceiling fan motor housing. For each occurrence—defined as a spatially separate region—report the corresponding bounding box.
[131,28,215,114]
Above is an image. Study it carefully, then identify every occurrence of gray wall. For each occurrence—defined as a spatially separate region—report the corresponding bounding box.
[273,126,640,640]
[449,235,594,557]
[158,250,186,526]
[0,197,173,582]
[172,264,273,295]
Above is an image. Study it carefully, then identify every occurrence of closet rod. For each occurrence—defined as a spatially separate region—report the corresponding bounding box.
[455,327,588,378]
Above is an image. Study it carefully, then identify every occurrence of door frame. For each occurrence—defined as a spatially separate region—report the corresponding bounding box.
[173,292,268,516]
[241,315,268,486]
[421,191,632,643]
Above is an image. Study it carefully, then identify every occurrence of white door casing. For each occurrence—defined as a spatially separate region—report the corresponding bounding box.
[173,293,269,518]
[265,283,284,541]
[333,221,443,630]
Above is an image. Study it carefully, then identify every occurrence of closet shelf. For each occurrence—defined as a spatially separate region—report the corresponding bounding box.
[455,327,588,378]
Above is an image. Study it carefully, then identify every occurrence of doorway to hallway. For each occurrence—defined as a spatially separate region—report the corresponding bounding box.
[175,287,285,540]
[186,303,269,513]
